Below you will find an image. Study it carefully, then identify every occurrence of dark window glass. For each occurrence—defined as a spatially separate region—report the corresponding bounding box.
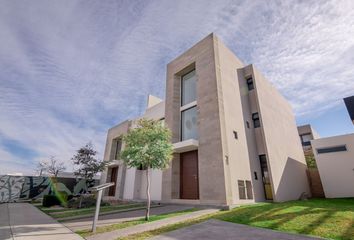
[181,70,196,106]
[254,171,258,180]
[238,180,246,200]
[252,113,260,128]
[317,145,347,154]
[246,77,254,90]
[246,121,250,128]
[181,106,198,141]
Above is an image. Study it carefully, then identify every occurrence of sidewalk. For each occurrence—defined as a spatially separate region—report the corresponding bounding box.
[0,203,83,240]
[86,208,219,240]
[63,204,193,232]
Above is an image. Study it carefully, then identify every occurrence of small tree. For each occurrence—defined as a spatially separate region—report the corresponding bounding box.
[36,160,48,176]
[45,156,66,177]
[121,118,173,220]
[72,142,107,180]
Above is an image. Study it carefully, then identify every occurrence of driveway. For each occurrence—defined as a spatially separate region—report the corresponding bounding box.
[151,219,322,240]
[0,203,83,240]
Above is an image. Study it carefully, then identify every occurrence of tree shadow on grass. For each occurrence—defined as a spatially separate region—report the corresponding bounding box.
[215,200,354,240]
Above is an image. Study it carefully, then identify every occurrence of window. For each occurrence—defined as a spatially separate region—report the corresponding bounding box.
[246,121,250,128]
[111,138,122,160]
[246,77,254,90]
[252,112,260,128]
[181,106,198,141]
[317,145,347,154]
[300,133,312,146]
[254,171,258,180]
[181,70,196,106]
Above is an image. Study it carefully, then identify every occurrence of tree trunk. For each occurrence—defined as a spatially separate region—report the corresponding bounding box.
[145,167,150,221]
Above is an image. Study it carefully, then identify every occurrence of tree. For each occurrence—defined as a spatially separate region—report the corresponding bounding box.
[37,156,66,177]
[304,149,317,169]
[36,160,48,176]
[72,142,107,180]
[121,118,173,220]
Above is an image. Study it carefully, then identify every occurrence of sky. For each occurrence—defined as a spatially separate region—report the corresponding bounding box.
[0,0,354,175]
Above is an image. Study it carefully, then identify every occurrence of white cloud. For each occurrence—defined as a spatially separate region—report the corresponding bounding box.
[0,0,354,174]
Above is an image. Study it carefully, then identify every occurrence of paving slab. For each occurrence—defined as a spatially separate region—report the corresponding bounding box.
[2,203,83,240]
[86,208,218,240]
[64,205,193,232]
[151,219,322,240]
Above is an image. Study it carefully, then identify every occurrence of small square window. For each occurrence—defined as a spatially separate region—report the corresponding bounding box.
[252,113,260,128]
[246,77,254,91]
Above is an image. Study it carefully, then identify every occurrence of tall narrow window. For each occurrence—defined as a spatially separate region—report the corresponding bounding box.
[246,77,254,90]
[181,70,196,106]
[181,106,198,141]
[252,113,260,128]
[111,138,122,160]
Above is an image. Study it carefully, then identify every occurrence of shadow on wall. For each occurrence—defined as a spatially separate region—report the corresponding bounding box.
[275,157,310,202]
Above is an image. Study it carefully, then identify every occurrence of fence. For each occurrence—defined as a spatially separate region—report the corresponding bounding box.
[0,175,99,203]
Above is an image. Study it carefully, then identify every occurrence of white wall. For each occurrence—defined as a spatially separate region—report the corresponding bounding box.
[312,133,354,198]
[123,167,136,200]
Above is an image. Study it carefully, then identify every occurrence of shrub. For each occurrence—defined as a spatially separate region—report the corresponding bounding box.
[42,195,61,207]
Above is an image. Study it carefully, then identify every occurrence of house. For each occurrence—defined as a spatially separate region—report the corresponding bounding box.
[100,33,310,207]
[309,96,354,198]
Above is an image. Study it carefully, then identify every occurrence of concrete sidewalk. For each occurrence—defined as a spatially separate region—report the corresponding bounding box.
[63,205,193,232]
[0,203,83,240]
[86,208,218,240]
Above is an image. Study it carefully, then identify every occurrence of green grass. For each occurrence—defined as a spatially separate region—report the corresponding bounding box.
[39,203,144,219]
[120,198,354,240]
[76,208,198,237]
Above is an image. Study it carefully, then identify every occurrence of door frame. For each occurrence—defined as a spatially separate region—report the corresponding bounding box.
[259,154,273,200]
[108,166,118,197]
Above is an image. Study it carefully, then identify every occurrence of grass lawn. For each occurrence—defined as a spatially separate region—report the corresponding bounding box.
[121,198,354,240]
[38,203,144,219]
[76,208,198,237]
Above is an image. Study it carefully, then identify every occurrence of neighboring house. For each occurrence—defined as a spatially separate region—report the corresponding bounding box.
[311,134,354,198]
[344,96,354,124]
[297,124,320,151]
[100,33,310,207]
[309,97,354,198]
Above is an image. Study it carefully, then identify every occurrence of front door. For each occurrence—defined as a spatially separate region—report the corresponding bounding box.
[180,150,199,199]
[259,155,273,200]
[108,167,118,196]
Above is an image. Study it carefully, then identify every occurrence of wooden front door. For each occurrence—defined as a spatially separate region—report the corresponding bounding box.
[180,150,199,199]
[108,167,118,196]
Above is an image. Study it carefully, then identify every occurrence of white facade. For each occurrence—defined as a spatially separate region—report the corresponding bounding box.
[311,133,354,198]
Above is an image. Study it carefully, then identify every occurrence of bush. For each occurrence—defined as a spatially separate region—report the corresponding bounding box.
[42,195,61,207]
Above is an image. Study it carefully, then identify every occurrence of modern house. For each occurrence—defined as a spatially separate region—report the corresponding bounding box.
[297,124,320,151]
[100,33,310,207]
[310,97,354,198]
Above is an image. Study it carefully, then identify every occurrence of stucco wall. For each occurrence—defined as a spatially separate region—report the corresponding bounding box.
[253,66,310,202]
[311,133,354,198]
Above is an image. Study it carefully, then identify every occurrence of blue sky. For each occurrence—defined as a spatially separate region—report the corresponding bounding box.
[0,0,353,174]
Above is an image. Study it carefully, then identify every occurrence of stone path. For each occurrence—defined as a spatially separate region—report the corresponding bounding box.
[86,208,218,240]
[64,205,193,232]
[0,203,83,240]
[152,219,322,240]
